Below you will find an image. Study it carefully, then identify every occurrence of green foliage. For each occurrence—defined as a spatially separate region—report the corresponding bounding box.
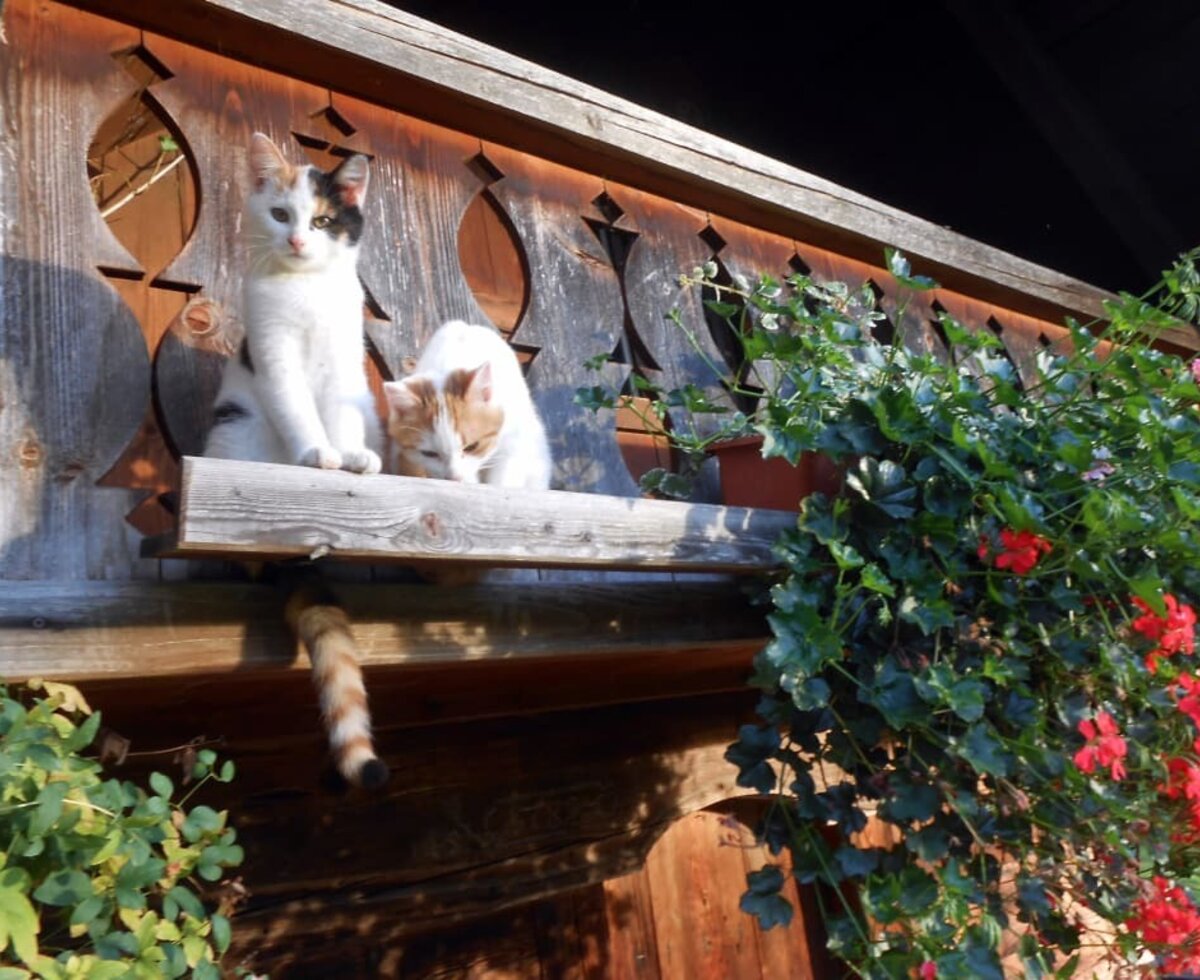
[604,250,1200,976]
[0,682,244,977]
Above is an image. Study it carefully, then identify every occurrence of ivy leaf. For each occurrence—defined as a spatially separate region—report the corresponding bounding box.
[32,870,92,907]
[1016,875,1052,919]
[859,563,895,596]
[897,866,939,916]
[725,726,780,793]
[885,247,938,290]
[898,593,955,635]
[210,914,232,955]
[947,679,988,723]
[865,657,924,728]
[904,824,951,862]
[0,869,39,965]
[883,782,939,824]
[30,781,68,836]
[835,846,881,878]
[957,723,1012,777]
[846,458,917,518]
[739,867,794,930]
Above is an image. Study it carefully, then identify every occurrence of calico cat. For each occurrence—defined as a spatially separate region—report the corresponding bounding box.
[382,320,552,490]
[205,133,386,789]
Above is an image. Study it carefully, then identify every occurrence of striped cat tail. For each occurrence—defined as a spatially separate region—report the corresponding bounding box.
[283,578,389,790]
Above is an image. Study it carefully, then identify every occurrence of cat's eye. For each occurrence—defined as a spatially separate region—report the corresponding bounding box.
[420,450,441,459]
[311,215,333,229]
[462,441,480,454]
[269,207,289,223]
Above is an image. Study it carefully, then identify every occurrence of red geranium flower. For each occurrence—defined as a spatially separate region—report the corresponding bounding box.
[1073,710,1127,780]
[1178,674,1200,731]
[978,528,1052,575]
[1132,593,1197,673]
[1126,876,1200,973]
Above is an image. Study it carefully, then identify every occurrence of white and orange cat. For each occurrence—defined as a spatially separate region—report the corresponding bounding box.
[383,320,552,491]
[205,133,385,790]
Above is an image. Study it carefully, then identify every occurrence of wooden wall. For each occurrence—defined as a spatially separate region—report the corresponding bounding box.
[0,1,1171,976]
[0,0,1096,584]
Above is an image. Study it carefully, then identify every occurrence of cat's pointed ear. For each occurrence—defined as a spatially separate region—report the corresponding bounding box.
[248,132,291,190]
[383,378,422,414]
[465,362,494,404]
[333,154,370,208]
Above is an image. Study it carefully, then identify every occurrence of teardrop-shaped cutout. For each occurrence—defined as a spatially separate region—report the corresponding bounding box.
[88,48,198,280]
[458,188,529,335]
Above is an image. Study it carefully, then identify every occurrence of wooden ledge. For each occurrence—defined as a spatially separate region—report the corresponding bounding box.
[0,579,769,684]
[144,456,797,573]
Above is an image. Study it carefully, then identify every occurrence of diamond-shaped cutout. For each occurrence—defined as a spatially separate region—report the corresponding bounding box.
[698,224,726,254]
[467,152,504,187]
[789,253,812,276]
[591,191,624,225]
[115,44,173,86]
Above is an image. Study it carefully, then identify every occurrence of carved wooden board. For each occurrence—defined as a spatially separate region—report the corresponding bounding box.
[0,1,150,580]
[484,142,635,497]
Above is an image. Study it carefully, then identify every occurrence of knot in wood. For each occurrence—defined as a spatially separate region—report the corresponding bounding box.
[420,511,441,538]
[17,437,43,468]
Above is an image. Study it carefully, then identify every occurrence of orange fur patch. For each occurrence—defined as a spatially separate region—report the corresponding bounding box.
[444,369,503,458]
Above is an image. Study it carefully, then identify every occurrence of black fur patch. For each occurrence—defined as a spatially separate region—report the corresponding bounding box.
[308,164,365,245]
[213,400,250,425]
[239,340,254,374]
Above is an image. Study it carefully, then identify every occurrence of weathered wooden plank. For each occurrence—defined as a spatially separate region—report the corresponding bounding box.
[330,94,495,376]
[0,579,767,684]
[617,185,728,503]
[64,0,1134,332]
[483,142,635,498]
[157,456,796,571]
[147,691,757,964]
[0,0,151,580]
[601,871,663,980]
[645,810,764,980]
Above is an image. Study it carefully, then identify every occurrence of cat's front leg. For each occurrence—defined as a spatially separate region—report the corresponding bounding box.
[330,394,382,475]
[253,336,342,469]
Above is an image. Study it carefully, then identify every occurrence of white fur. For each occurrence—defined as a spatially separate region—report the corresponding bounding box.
[204,134,381,474]
[384,321,552,489]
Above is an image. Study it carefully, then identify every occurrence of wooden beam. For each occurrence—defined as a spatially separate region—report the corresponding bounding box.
[152,456,797,572]
[0,579,769,684]
[64,0,1125,328]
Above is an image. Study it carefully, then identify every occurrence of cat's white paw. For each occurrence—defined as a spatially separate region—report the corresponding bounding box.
[341,448,382,475]
[298,445,343,470]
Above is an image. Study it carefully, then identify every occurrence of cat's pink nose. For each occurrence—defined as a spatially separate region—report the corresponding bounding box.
[288,234,305,254]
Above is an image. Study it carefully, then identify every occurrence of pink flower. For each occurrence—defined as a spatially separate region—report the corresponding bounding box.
[1073,710,1127,780]
[1191,357,1200,385]
[918,962,937,980]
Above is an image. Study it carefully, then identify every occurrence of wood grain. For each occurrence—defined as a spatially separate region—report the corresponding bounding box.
[331,94,494,376]
[645,810,764,980]
[162,455,797,571]
[0,0,152,580]
[63,0,1141,333]
[483,143,636,498]
[0,579,768,684]
[616,184,729,503]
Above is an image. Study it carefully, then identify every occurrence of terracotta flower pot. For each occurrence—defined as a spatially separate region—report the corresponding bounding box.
[709,435,842,510]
